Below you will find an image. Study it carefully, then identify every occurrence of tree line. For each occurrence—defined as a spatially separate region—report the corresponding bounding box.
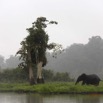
[46,36,103,79]
[0,36,103,80]
[0,68,73,83]
[0,36,103,81]
[0,55,20,69]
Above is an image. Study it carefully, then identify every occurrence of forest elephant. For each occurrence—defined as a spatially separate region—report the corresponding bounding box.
[75,73,101,86]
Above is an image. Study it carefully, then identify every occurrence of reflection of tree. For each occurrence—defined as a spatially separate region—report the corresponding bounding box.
[76,95,100,103]
[26,94,43,103]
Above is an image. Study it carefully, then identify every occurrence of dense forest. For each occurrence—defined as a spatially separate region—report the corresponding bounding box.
[0,55,20,69]
[46,36,103,79]
[0,68,73,83]
[0,36,103,80]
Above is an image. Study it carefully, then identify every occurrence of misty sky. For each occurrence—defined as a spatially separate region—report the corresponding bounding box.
[0,0,103,58]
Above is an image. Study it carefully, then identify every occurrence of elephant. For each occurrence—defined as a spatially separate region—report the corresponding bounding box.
[75,73,101,86]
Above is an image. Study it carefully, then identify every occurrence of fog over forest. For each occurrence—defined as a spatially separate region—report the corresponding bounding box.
[46,36,103,79]
[0,36,103,79]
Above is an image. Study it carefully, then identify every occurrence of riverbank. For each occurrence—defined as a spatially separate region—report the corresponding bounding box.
[0,82,103,94]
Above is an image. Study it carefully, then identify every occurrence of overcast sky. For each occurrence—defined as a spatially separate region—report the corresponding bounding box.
[0,0,103,58]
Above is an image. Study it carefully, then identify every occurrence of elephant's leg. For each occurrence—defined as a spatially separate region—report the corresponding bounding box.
[95,81,99,86]
[82,81,85,85]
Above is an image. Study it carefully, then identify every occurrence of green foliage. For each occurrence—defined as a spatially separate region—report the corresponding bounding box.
[42,69,54,81]
[16,17,62,84]
[0,68,73,83]
[42,69,73,82]
[0,68,28,83]
[17,17,59,69]
[52,72,73,82]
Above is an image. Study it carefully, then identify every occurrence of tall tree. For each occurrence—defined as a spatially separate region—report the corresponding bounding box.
[17,17,62,85]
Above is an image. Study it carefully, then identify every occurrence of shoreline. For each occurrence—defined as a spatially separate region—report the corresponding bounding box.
[0,82,103,94]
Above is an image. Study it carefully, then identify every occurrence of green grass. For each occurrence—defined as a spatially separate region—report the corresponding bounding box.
[0,82,103,94]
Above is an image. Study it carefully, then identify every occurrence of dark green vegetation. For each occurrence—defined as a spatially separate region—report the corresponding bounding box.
[0,68,28,83]
[0,82,103,94]
[0,68,73,83]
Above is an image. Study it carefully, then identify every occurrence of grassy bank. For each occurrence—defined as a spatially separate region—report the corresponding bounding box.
[0,82,103,94]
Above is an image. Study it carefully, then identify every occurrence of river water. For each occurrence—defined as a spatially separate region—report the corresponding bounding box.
[0,93,103,103]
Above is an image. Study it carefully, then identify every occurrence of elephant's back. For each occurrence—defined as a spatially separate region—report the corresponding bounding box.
[88,74,101,81]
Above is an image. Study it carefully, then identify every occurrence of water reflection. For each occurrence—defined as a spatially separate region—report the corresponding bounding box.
[0,93,103,103]
[74,94,101,103]
[42,94,103,103]
[26,93,43,103]
[0,93,27,103]
[27,93,103,103]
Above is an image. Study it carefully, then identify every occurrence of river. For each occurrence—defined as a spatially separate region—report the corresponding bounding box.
[0,93,103,103]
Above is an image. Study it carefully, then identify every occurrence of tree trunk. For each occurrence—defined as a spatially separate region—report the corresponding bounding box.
[29,63,35,85]
[28,49,35,85]
[37,61,44,83]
